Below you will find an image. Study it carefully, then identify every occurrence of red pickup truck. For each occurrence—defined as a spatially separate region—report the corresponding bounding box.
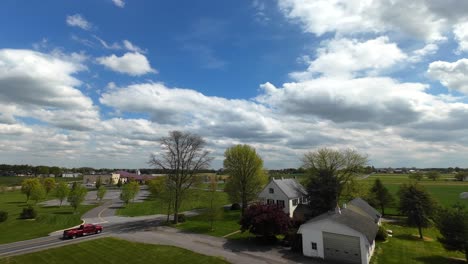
[63,224,103,239]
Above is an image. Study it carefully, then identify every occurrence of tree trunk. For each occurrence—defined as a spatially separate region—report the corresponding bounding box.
[241,194,247,217]
[166,200,171,223]
[173,194,180,224]
[381,205,385,216]
[418,224,423,239]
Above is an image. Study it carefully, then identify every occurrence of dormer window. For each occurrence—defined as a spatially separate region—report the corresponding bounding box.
[269,188,274,194]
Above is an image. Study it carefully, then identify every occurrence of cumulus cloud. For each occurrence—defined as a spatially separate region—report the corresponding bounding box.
[0,49,99,130]
[97,52,156,76]
[290,36,407,79]
[66,14,92,31]
[428,59,468,94]
[453,22,468,52]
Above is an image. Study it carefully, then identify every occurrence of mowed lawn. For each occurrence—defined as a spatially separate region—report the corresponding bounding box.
[117,189,229,216]
[372,222,466,264]
[0,237,230,264]
[0,190,96,244]
[361,174,468,215]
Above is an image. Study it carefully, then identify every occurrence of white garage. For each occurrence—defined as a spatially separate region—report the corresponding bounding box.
[298,198,380,264]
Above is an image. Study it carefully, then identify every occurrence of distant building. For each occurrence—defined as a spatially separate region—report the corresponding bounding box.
[83,173,120,185]
[116,170,156,184]
[62,172,82,178]
[258,177,307,217]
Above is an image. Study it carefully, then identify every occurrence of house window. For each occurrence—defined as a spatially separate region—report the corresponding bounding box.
[311,242,317,250]
[276,200,285,208]
[267,199,274,205]
[269,188,274,194]
[292,199,298,206]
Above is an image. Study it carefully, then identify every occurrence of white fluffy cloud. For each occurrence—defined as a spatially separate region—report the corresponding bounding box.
[428,59,468,94]
[453,22,468,52]
[66,14,92,31]
[97,52,156,76]
[0,49,99,130]
[290,37,406,79]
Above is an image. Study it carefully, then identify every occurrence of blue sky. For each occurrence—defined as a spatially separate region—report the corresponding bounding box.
[2,0,468,169]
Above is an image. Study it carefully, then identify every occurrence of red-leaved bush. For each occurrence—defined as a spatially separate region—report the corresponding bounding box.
[240,203,291,238]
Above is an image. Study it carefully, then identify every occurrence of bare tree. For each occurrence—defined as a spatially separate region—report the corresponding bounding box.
[149,131,213,223]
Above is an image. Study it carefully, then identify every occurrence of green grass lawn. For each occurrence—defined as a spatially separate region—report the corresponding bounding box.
[0,237,230,264]
[361,174,468,215]
[175,209,250,239]
[117,189,229,217]
[0,176,82,187]
[371,222,466,264]
[0,190,96,244]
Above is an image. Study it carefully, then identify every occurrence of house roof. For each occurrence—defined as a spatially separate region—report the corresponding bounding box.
[116,170,154,180]
[348,197,382,223]
[272,178,307,199]
[301,198,379,244]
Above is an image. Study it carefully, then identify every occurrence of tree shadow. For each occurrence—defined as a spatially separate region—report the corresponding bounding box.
[6,201,25,204]
[415,256,466,264]
[53,211,73,215]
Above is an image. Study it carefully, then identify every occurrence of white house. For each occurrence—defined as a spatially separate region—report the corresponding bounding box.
[298,198,381,264]
[258,178,307,217]
[62,172,82,178]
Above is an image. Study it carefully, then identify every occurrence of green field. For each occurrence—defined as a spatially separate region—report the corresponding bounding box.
[0,237,229,264]
[361,174,468,215]
[117,189,229,217]
[0,176,82,187]
[0,190,96,244]
[372,222,465,264]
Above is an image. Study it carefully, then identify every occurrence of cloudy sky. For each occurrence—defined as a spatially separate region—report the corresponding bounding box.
[1,0,468,169]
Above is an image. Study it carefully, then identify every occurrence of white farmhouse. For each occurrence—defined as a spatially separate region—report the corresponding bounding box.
[258,177,307,217]
[298,198,381,264]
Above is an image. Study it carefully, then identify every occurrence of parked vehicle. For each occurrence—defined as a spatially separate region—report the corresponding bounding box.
[63,224,102,239]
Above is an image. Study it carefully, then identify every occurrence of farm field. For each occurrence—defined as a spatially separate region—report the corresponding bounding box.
[371,222,465,264]
[0,237,229,264]
[117,189,229,217]
[0,190,96,244]
[0,176,82,187]
[361,174,468,214]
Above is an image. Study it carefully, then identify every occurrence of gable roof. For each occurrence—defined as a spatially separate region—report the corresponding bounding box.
[271,178,307,199]
[348,197,382,223]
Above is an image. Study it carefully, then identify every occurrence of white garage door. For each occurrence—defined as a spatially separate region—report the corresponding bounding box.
[323,232,361,264]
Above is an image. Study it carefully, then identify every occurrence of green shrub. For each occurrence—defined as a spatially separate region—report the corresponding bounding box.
[177,214,186,223]
[0,211,8,222]
[20,206,37,219]
[376,224,388,241]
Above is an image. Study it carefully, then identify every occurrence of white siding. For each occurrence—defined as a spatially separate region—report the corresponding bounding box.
[258,181,292,217]
[298,219,374,264]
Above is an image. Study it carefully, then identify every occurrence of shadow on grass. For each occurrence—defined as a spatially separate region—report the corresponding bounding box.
[7,201,25,204]
[53,211,73,215]
[415,256,466,264]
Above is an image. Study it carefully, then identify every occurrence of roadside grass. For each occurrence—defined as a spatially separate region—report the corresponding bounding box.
[371,221,465,264]
[117,189,229,217]
[0,176,82,187]
[0,190,96,244]
[0,237,230,264]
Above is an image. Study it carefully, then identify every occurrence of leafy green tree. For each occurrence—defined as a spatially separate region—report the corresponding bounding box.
[97,186,107,201]
[223,144,266,216]
[120,181,139,205]
[369,178,394,216]
[409,172,423,181]
[116,178,123,188]
[55,182,70,207]
[455,172,468,181]
[36,166,50,176]
[398,183,436,239]
[149,131,213,224]
[303,148,368,216]
[95,176,102,190]
[21,178,41,202]
[42,178,56,197]
[148,177,173,222]
[436,205,468,261]
[68,185,88,212]
[426,171,440,181]
[30,183,46,204]
[49,166,62,177]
